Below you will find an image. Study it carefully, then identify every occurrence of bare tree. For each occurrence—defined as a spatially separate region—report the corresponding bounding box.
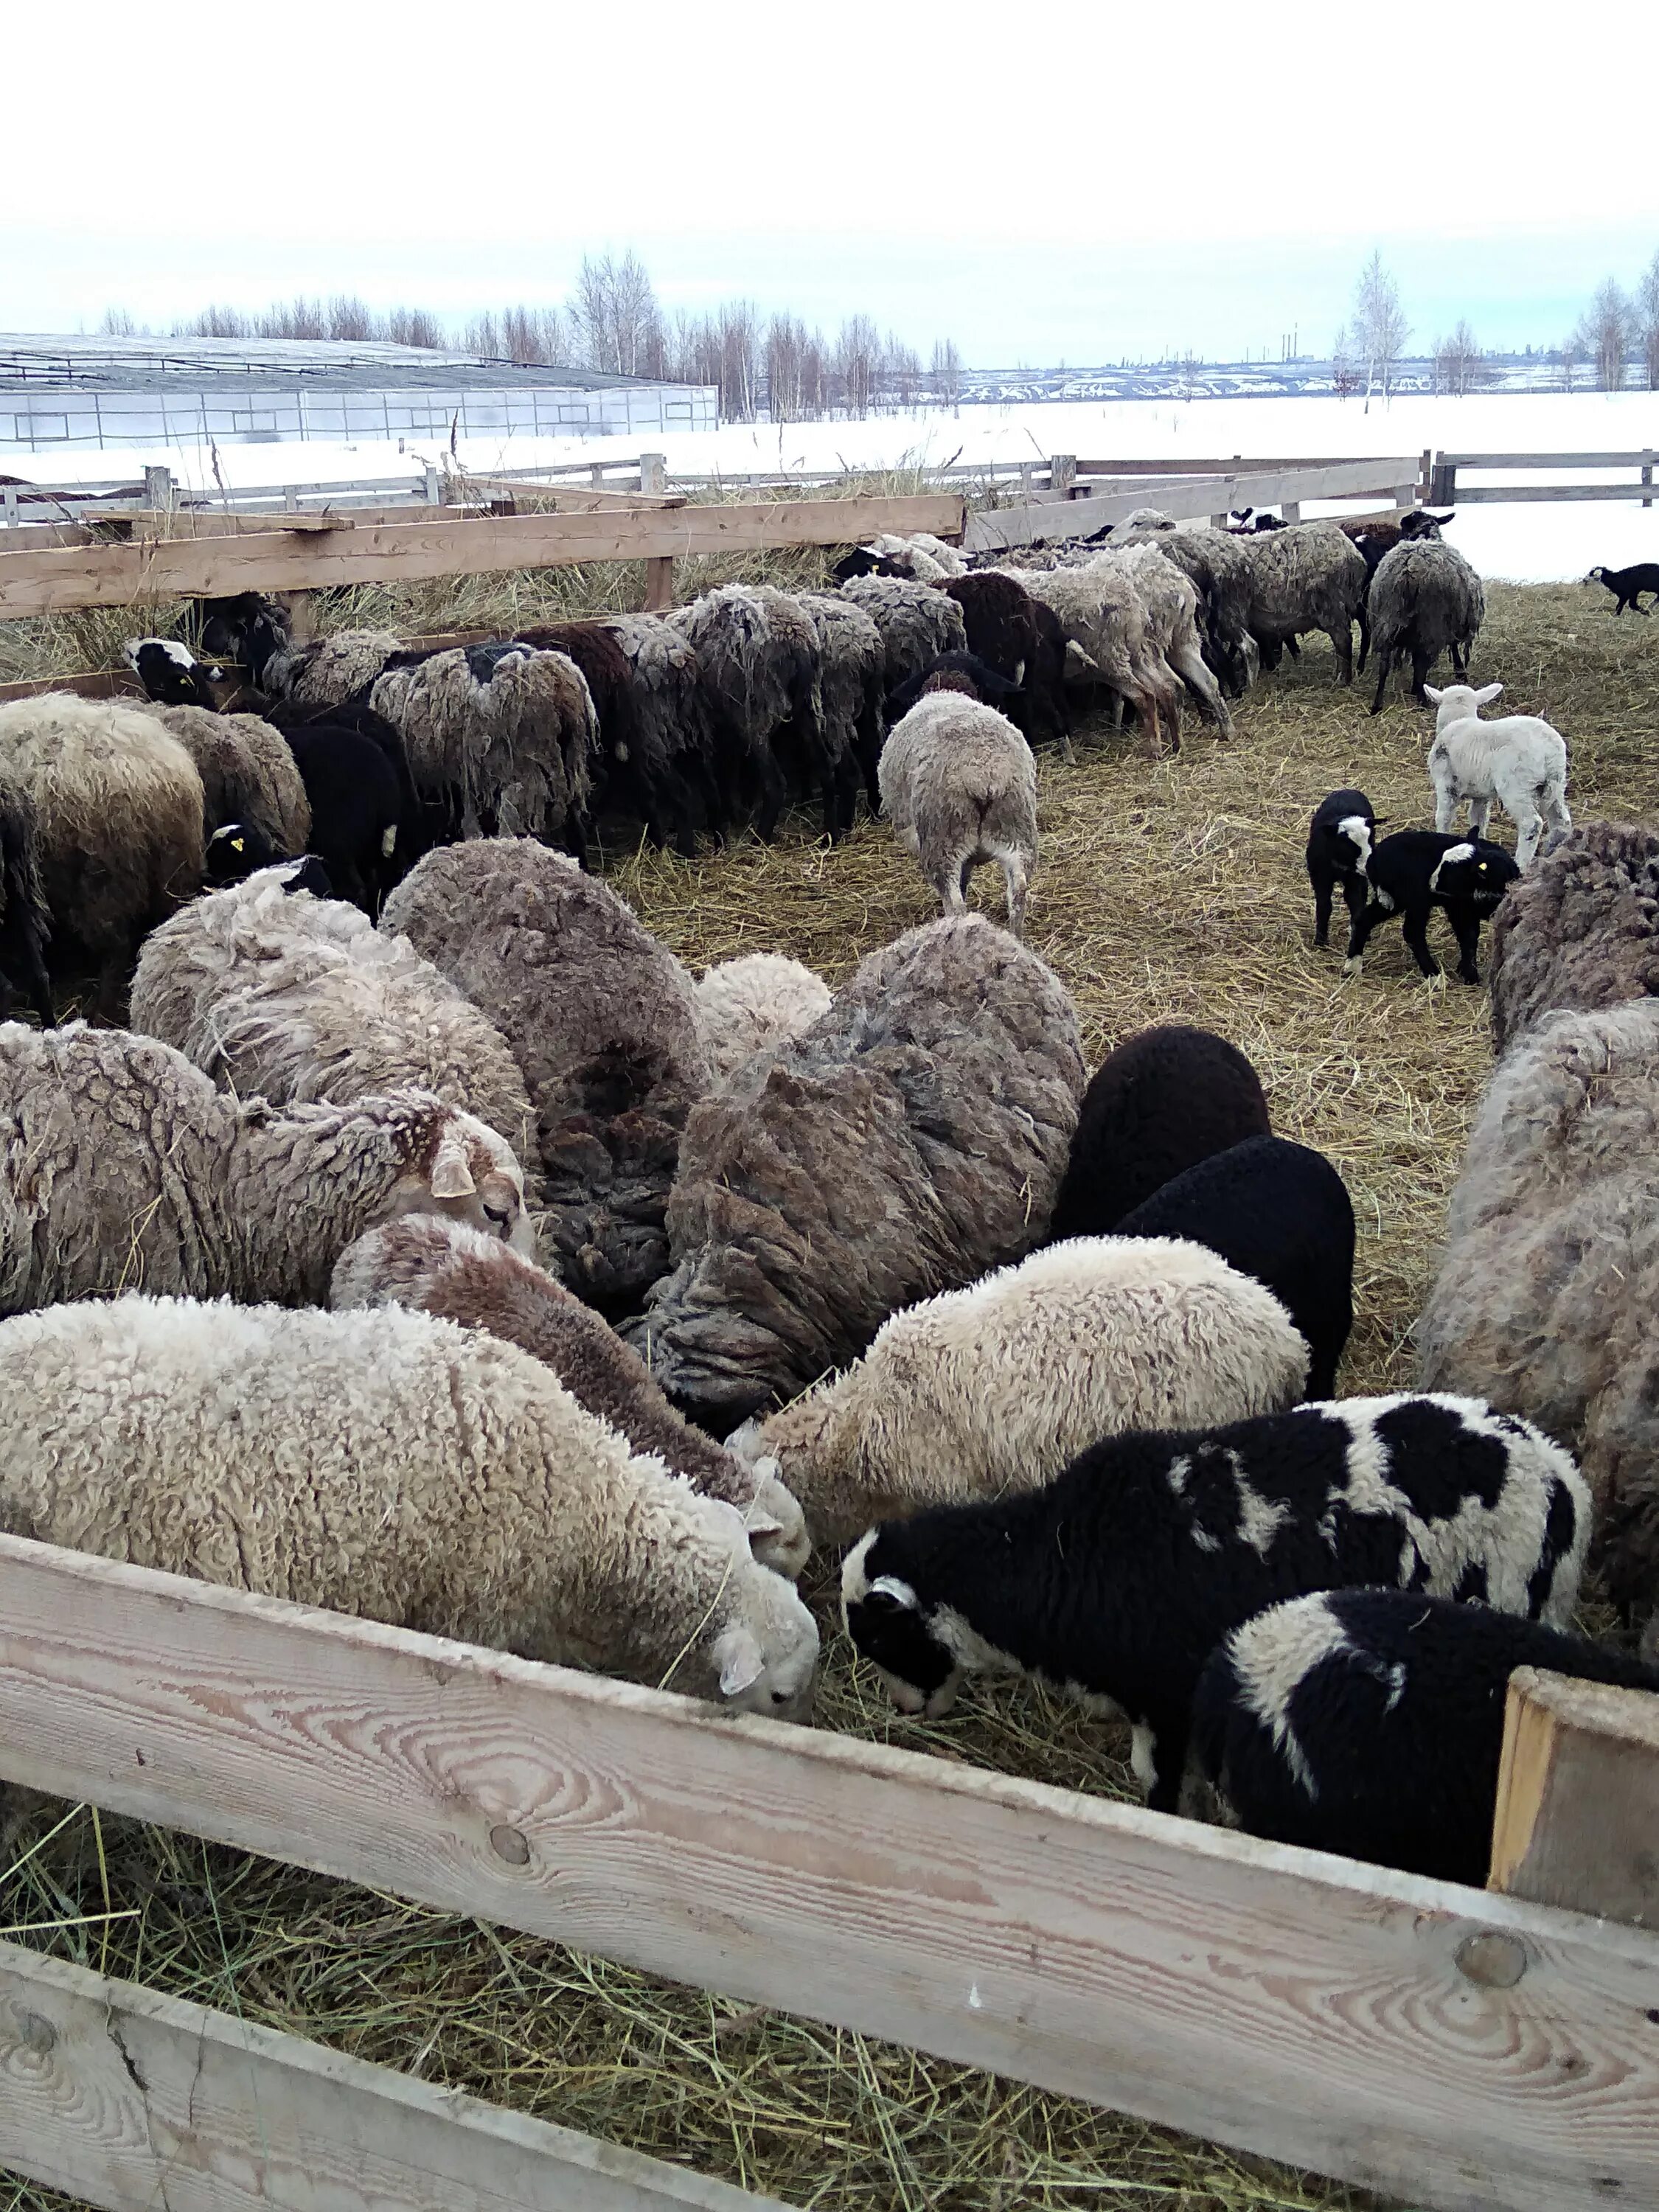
[571,251,662,377]
[1433,319,1483,397]
[1352,250,1409,407]
[835,316,880,418]
[384,305,446,349]
[1330,322,1359,399]
[1575,279,1632,391]
[99,307,137,337]
[1557,334,1583,393]
[1637,248,1659,392]
[931,337,963,410]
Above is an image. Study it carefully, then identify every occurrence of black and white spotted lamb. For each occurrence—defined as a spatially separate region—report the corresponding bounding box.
[1343,830,1519,984]
[1305,787,1377,950]
[843,1394,1589,1809]
[1184,1589,1659,1884]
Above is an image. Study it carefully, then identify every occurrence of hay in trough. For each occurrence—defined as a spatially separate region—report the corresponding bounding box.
[5,578,1658,2212]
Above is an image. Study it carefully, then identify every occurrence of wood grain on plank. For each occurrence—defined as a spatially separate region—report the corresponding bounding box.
[0,495,967,617]
[966,463,1419,550]
[1490,1666,1659,1927]
[0,1938,779,2212]
[0,1537,1653,2212]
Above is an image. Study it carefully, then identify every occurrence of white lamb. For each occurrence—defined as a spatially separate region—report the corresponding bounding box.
[878,692,1038,936]
[1425,681,1571,869]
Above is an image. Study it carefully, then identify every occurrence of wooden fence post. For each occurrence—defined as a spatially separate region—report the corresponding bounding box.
[1419,446,1433,504]
[1643,450,1653,509]
[1050,453,1077,498]
[1,485,16,529]
[275,589,319,645]
[142,465,173,513]
[1428,456,1457,507]
[639,452,667,495]
[422,464,442,509]
[1489,1668,1659,1927]
[1280,501,1301,523]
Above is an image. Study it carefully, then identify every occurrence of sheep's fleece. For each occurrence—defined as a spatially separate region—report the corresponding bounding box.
[695,953,833,1088]
[731,1234,1310,1547]
[380,840,709,1309]
[625,915,1085,1419]
[0,1295,819,1717]
[0,1020,532,1312]
[1488,821,1659,1053]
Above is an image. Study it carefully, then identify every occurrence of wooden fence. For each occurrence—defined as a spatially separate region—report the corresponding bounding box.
[0,1530,1655,2212]
[1430,451,1658,507]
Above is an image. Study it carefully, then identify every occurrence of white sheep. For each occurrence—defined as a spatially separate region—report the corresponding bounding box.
[878,692,1038,936]
[728,1234,1310,1549]
[0,1294,819,1716]
[694,953,832,1088]
[0,1020,532,1315]
[1425,682,1571,869]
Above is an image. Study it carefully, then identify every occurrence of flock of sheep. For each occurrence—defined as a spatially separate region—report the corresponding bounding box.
[0,496,1653,1907]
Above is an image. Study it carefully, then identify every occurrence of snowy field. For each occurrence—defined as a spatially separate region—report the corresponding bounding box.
[10,389,1659,582]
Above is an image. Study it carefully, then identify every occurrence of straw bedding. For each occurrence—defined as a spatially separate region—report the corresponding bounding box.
[5,577,1655,2212]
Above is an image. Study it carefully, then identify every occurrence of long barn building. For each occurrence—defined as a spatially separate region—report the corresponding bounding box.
[0,335,717,453]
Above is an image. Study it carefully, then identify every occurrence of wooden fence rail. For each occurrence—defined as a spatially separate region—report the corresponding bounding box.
[0,1532,1655,2212]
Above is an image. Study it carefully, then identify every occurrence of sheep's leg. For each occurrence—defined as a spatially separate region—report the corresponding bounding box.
[1341,900,1380,978]
[1310,865,1335,947]
[1431,774,1458,835]
[1400,897,1441,979]
[1512,804,1545,869]
[1357,599,1372,674]
[1409,644,1435,704]
[1369,648,1394,716]
[1172,641,1231,737]
[751,748,789,843]
[1450,639,1470,677]
[995,847,1029,939]
[1467,794,1493,839]
[1328,622,1354,686]
[931,856,969,915]
[1447,906,1484,985]
[21,942,54,1028]
[1340,869,1371,945]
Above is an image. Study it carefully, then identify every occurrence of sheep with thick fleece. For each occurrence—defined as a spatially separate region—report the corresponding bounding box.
[1092,544,1233,737]
[877,693,1037,936]
[1114,523,1256,701]
[669,586,826,841]
[332,1214,808,1577]
[1006,560,1180,754]
[0,775,52,1027]
[0,1020,532,1315]
[380,840,708,1312]
[0,1295,818,1717]
[1416,998,1659,1641]
[595,615,720,841]
[694,953,832,1088]
[797,592,886,827]
[133,701,312,857]
[837,574,968,700]
[1366,538,1485,711]
[263,629,403,712]
[0,694,204,999]
[728,1235,1307,1550]
[938,571,1074,757]
[128,866,538,1169]
[844,1393,1590,1807]
[869,532,968,581]
[1241,522,1368,683]
[1425,682,1571,868]
[1184,1589,1659,1883]
[1486,821,1659,1052]
[518,619,699,856]
[625,916,1085,1422]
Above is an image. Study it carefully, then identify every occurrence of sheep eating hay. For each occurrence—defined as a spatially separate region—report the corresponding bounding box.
[877,692,1038,935]
[0,1295,819,1717]
[624,914,1085,1422]
[694,953,832,1088]
[1487,821,1659,1052]
[132,702,312,857]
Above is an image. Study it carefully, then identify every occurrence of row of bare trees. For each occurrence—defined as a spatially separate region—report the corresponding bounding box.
[1558,255,1659,392]
[100,253,965,422]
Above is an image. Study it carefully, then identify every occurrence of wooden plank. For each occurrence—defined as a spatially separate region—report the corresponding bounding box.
[462,475,686,512]
[0,495,967,618]
[643,556,675,612]
[0,667,143,704]
[0,504,481,550]
[965,464,1416,551]
[1444,483,1659,504]
[0,1940,779,2212]
[84,507,355,532]
[1439,451,1650,469]
[1074,455,1400,476]
[0,1534,1652,2212]
[1489,1669,1659,1927]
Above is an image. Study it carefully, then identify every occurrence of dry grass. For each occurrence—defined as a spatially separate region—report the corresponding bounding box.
[5,577,1658,2212]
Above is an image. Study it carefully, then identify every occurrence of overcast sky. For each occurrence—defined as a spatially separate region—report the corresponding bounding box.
[7,1,1655,362]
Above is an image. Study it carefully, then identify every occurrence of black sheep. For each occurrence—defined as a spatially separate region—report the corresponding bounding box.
[263,699,429,876]
[1048,1023,1272,1242]
[939,572,1072,753]
[1113,1133,1355,1397]
[885,650,1023,720]
[198,592,292,685]
[0,779,53,1026]
[517,619,701,857]
[843,1394,1588,1809]
[1343,830,1519,985]
[205,827,333,900]
[1186,1588,1659,1884]
[1305,787,1377,948]
[274,720,405,913]
[1586,562,1659,615]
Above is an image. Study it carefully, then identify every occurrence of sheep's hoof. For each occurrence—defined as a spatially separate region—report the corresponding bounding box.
[1340,957,1363,981]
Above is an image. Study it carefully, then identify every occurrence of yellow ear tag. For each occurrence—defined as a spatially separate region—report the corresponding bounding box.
[231,838,244,852]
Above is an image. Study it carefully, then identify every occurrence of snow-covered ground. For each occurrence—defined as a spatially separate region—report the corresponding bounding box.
[10,390,1659,582]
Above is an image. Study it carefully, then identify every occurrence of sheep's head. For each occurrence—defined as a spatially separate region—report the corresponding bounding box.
[381,1107,535,1255]
[123,636,226,709]
[841,1528,967,1720]
[697,1534,820,1722]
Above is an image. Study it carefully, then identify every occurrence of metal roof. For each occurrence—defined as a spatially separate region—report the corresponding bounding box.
[0,335,658,394]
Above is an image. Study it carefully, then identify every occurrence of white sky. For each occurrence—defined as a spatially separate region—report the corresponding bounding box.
[6,0,1657,360]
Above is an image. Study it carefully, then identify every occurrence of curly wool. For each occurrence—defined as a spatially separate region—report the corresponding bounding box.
[0,1294,818,1714]
[877,693,1037,935]
[624,914,1085,1421]
[1242,522,1368,669]
[0,695,204,963]
[837,574,968,694]
[1092,543,1233,734]
[1416,998,1659,1623]
[1006,560,1180,752]
[133,702,312,854]
[129,868,537,1169]
[331,1214,808,1576]
[380,840,709,1309]
[737,1234,1308,1548]
[694,953,832,1088]
[0,1020,532,1314]
[1487,822,1659,1052]
[264,630,403,711]
[1366,538,1485,691]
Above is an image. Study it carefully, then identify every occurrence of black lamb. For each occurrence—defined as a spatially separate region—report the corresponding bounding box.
[885,651,1023,719]
[1305,787,1377,949]
[273,718,406,912]
[1343,830,1519,985]
[1113,1133,1355,1397]
[1586,562,1659,615]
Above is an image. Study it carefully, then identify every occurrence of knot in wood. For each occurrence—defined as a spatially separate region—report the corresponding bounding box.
[13,2007,57,2056]
[1455,1932,1528,1989]
[489,1823,531,1866]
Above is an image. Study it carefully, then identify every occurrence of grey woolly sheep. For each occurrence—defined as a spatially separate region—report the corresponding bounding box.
[1242,522,1368,683]
[0,1019,532,1315]
[1093,543,1233,736]
[669,585,827,841]
[623,914,1085,1423]
[1113,524,1256,700]
[132,701,312,856]
[838,574,968,700]
[128,865,537,1170]
[595,613,719,839]
[515,619,698,857]
[0,1295,819,1717]
[797,591,888,824]
[263,629,403,711]
[1416,996,1659,1638]
[368,643,595,858]
[1007,560,1181,754]
[877,692,1038,935]
[331,1214,809,1577]
[0,694,204,1002]
[0,772,53,1028]
[380,839,709,1312]
[865,532,967,581]
[729,1234,1308,1550]
[694,953,832,1088]
[1488,822,1659,1053]
[1366,538,1485,710]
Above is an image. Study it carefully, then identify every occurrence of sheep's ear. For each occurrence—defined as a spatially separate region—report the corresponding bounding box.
[1474,681,1503,705]
[1423,684,1444,705]
[714,1625,764,1697]
[429,1135,476,1199]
